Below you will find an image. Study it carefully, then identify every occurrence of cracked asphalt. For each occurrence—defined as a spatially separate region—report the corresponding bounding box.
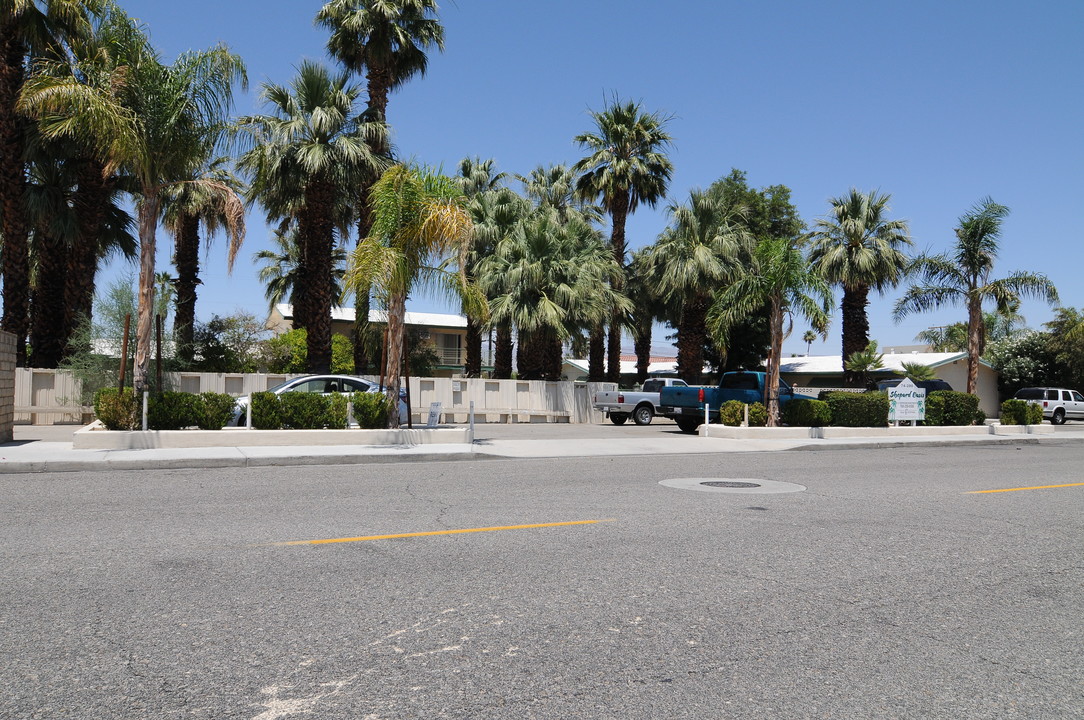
[2,443,1082,718]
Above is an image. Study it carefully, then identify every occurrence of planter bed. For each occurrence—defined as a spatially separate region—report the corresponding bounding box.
[700,424,1053,440]
[73,422,472,450]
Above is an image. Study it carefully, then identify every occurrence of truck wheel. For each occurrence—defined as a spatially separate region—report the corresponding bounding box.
[633,405,654,426]
[676,417,701,434]
[1051,408,1065,425]
[610,413,629,425]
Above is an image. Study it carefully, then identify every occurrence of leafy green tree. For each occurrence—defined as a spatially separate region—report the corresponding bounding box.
[844,340,885,388]
[345,164,481,427]
[986,330,1060,397]
[188,312,269,373]
[709,237,832,426]
[239,60,384,374]
[574,97,673,382]
[809,189,911,385]
[254,224,347,315]
[893,198,1058,393]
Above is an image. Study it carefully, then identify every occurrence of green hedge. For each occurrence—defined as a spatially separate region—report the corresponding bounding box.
[1000,398,1043,425]
[824,392,889,427]
[147,391,203,430]
[717,400,767,427]
[250,391,282,429]
[781,398,831,427]
[925,391,980,426]
[351,392,391,428]
[94,388,139,430]
[199,392,237,430]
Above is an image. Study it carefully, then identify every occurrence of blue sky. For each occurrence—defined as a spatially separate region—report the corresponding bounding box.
[109,0,1084,358]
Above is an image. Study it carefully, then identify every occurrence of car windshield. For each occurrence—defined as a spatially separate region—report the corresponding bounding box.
[1014,388,1044,400]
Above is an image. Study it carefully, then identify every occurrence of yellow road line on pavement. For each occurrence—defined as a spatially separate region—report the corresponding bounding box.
[269,519,614,546]
[967,482,1084,494]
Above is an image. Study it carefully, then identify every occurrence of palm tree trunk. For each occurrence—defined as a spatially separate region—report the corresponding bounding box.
[352,285,371,372]
[966,295,982,394]
[300,180,335,373]
[65,160,111,360]
[841,283,870,386]
[676,294,708,384]
[588,325,605,381]
[174,213,200,364]
[385,290,407,428]
[765,299,784,427]
[634,321,651,385]
[134,190,161,393]
[606,191,630,383]
[0,32,30,365]
[545,331,564,381]
[465,316,482,376]
[516,330,542,380]
[494,322,513,378]
[29,231,67,368]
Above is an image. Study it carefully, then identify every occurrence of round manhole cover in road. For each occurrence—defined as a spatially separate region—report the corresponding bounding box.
[659,478,806,494]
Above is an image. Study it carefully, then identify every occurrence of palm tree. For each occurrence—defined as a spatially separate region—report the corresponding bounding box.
[893,197,1058,393]
[649,186,745,384]
[162,155,245,364]
[479,208,627,381]
[1,0,97,364]
[899,360,936,382]
[255,224,347,315]
[317,0,445,370]
[708,237,832,426]
[809,189,911,385]
[844,340,885,389]
[574,97,673,383]
[802,329,816,355]
[626,248,666,385]
[239,60,384,374]
[344,164,481,427]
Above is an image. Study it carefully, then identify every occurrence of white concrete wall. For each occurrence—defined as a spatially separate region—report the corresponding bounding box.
[15,370,616,425]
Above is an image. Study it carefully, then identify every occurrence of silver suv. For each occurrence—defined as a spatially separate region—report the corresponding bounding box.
[1013,387,1084,424]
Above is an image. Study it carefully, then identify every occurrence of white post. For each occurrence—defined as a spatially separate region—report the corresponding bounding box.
[142,392,148,431]
[346,400,354,429]
[245,401,252,429]
[743,403,749,427]
[704,401,709,427]
[469,400,475,433]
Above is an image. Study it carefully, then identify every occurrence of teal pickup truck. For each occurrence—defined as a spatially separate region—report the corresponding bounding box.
[660,371,814,433]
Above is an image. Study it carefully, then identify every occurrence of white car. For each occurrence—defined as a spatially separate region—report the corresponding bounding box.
[231,374,409,426]
[1013,387,1084,424]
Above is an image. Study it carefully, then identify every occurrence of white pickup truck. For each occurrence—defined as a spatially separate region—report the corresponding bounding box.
[592,377,689,425]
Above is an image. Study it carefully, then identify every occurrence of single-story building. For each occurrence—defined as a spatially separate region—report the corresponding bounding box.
[266,304,477,378]
[778,352,1000,417]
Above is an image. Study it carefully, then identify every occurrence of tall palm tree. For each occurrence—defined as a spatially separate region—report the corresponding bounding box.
[809,189,910,385]
[802,329,816,354]
[574,97,673,383]
[893,198,1058,393]
[239,60,384,374]
[649,186,745,384]
[626,247,667,385]
[708,237,832,426]
[344,164,481,427]
[317,0,445,369]
[1,0,96,364]
[162,155,245,364]
[479,208,627,381]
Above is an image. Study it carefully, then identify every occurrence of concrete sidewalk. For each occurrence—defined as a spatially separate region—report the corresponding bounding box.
[2,421,1082,473]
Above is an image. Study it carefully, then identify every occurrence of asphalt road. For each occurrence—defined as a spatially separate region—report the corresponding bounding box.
[2,444,1082,719]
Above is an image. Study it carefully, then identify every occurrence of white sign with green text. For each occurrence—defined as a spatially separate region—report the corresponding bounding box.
[888,378,926,422]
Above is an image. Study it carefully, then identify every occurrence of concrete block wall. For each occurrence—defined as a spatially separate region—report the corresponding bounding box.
[0,331,16,442]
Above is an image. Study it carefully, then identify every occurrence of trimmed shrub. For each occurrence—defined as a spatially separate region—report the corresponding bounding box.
[148,391,203,430]
[781,398,831,427]
[326,393,349,428]
[825,391,889,427]
[278,392,330,429]
[250,391,281,430]
[1000,398,1043,425]
[925,391,980,426]
[747,402,768,427]
[718,400,746,426]
[94,388,139,430]
[198,392,237,430]
[351,392,391,429]
[974,408,987,426]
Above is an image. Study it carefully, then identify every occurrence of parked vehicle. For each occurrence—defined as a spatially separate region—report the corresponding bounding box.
[876,378,953,392]
[660,371,815,433]
[593,377,688,425]
[1013,387,1084,424]
[231,374,409,426]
